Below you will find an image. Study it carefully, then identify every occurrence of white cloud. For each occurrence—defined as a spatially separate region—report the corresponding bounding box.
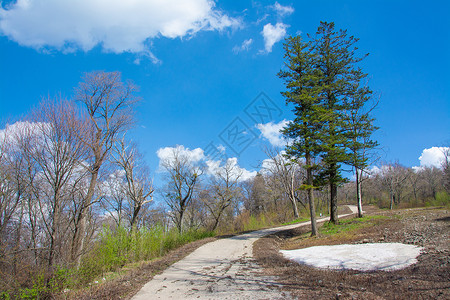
[232,38,253,54]
[260,22,288,53]
[261,151,285,174]
[206,157,257,182]
[0,0,240,61]
[0,121,48,150]
[261,157,275,172]
[415,147,449,170]
[261,150,304,176]
[272,2,294,17]
[156,144,256,182]
[367,165,383,177]
[256,119,289,147]
[156,145,204,170]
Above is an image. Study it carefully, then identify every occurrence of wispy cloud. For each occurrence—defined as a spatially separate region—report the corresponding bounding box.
[271,2,294,17]
[232,38,253,54]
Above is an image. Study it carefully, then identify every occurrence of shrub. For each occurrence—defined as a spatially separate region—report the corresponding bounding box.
[425,191,450,208]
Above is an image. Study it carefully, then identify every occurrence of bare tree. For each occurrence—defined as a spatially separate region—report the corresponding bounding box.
[71,71,139,265]
[239,179,253,213]
[160,147,203,233]
[29,98,88,271]
[185,197,207,230]
[248,173,269,215]
[379,162,409,209]
[263,147,306,218]
[407,168,421,203]
[100,170,128,227]
[0,122,42,272]
[420,166,443,201]
[442,147,450,193]
[0,126,21,247]
[111,138,154,230]
[17,127,42,267]
[203,158,242,231]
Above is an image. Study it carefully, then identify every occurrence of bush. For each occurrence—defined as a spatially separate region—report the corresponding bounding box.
[425,191,450,208]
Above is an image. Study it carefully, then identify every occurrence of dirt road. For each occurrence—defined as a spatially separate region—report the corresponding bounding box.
[132,206,358,299]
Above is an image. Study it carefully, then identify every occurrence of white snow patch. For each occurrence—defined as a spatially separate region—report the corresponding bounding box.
[280,243,423,271]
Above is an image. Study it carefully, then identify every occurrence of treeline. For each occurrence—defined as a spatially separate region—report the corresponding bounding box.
[156,146,331,236]
[338,161,450,209]
[0,71,157,296]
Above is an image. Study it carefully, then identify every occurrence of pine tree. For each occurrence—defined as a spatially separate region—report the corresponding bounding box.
[312,22,371,223]
[279,22,378,228]
[313,22,379,219]
[278,35,324,236]
[344,84,379,217]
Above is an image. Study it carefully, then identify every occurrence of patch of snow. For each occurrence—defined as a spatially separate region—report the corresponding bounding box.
[280,243,423,271]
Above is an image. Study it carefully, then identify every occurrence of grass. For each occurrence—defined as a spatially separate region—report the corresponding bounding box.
[281,217,310,226]
[282,214,393,250]
[76,226,215,285]
[319,215,388,236]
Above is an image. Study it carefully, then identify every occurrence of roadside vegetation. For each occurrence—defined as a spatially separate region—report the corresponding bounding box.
[1,226,215,299]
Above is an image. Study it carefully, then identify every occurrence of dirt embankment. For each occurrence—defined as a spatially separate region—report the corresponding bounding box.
[253,207,450,299]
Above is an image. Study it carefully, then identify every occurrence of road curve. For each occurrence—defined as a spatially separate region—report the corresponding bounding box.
[132,205,358,300]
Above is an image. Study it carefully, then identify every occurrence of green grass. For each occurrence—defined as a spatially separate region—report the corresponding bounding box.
[76,225,215,285]
[281,217,310,226]
[319,215,388,236]
[242,214,273,232]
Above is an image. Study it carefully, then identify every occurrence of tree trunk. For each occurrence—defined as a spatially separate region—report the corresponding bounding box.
[13,204,24,277]
[71,167,99,267]
[177,206,185,233]
[390,193,394,210]
[290,173,299,218]
[356,168,363,218]
[48,192,61,273]
[329,181,338,224]
[291,198,299,218]
[211,214,220,232]
[306,152,317,236]
[130,204,141,231]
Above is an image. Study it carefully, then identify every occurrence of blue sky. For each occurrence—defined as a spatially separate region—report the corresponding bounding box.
[1,0,449,185]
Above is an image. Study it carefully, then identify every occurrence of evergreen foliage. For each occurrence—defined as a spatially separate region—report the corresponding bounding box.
[279,21,378,228]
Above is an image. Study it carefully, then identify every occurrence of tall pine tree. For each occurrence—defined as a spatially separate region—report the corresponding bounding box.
[279,35,324,236]
[344,83,379,218]
[280,22,378,228]
[312,22,371,224]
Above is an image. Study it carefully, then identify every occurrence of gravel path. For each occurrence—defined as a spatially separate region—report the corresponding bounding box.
[132,206,358,299]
